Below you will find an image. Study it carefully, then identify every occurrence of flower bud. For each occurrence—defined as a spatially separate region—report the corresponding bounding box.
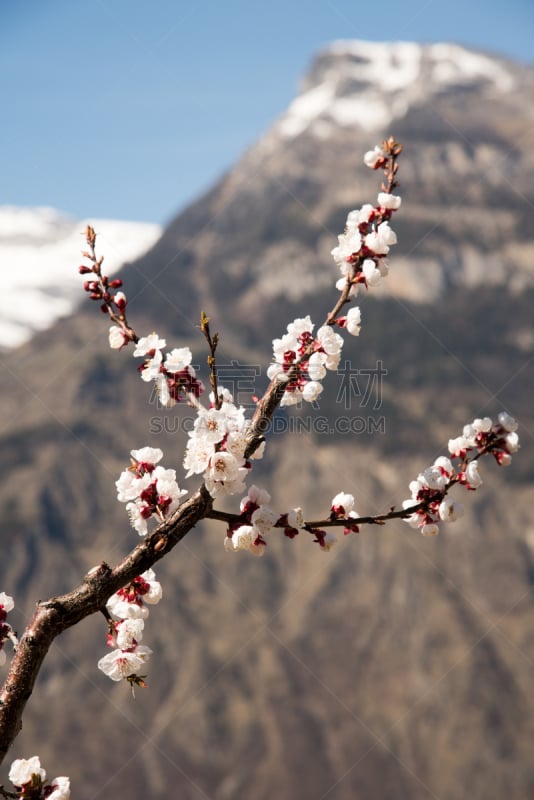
[114,291,127,310]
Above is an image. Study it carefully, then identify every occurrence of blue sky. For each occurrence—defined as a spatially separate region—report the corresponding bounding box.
[2,0,533,224]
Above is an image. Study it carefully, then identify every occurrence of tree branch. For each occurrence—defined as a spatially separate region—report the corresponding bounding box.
[0,485,213,765]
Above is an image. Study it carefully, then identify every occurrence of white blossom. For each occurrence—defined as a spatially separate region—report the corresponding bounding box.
[251,505,278,535]
[351,204,375,225]
[320,532,338,551]
[0,592,14,611]
[133,333,166,356]
[204,452,248,497]
[302,381,323,403]
[108,325,125,349]
[242,485,272,508]
[249,541,266,557]
[438,497,464,522]
[155,373,173,406]
[126,500,149,536]
[48,776,71,800]
[250,440,266,460]
[287,315,314,337]
[287,507,305,529]
[231,525,256,551]
[209,387,234,405]
[115,618,145,650]
[448,435,469,455]
[317,325,343,357]
[97,646,152,681]
[346,306,361,336]
[505,431,520,453]
[152,466,187,507]
[472,417,492,433]
[465,460,482,488]
[183,436,213,477]
[421,523,439,537]
[417,465,448,491]
[131,447,163,466]
[115,471,151,503]
[139,348,163,382]
[364,145,385,168]
[280,390,302,408]
[365,221,397,255]
[193,407,230,445]
[164,347,192,373]
[206,451,242,483]
[9,756,46,787]
[308,351,327,381]
[267,362,286,381]
[140,569,163,604]
[331,492,355,516]
[335,276,358,295]
[402,499,422,528]
[408,479,424,499]
[377,192,402,210]
[434,456,453,474]
[498,412,518,432]
[107,593,149,620]
[362,258,382,286]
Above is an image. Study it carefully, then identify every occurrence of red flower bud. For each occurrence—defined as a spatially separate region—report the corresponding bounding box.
[114,292,127,310]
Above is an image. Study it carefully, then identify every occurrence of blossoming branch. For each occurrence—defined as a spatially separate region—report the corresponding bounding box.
[0,138,520,794]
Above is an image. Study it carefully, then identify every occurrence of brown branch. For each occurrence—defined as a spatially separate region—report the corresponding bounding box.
[199,312,222,410]
[0,485,213,766]
[206,501,427,531]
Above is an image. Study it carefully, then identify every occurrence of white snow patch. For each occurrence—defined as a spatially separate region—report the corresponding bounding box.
[0,207,162,348]
[428,43,514,90]
[275,40,516,139]
[278,82,335,137]
[328,95,392,131]
[327,40,423,92]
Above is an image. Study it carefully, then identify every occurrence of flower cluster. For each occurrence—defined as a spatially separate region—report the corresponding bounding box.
[0,592,14,667]
[448,412,519,465]
[183,388,264,498]
[79,270,125,313]
[116,447,188,536]
[8,756,70,799]
[131,335,204,406]
[97,569,162,683]
[267,315,345,407]
[403,414,519,536]
[331,174,400,295]
[224,485,306,555]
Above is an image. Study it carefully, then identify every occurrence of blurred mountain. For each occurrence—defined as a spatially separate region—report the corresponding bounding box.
[0,206,161,348]
[1,41,534,800]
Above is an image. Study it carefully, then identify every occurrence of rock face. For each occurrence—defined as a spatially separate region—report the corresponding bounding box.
[1,41,534,800]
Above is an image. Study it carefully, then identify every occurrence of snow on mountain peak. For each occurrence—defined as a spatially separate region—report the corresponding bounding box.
[0,207,162,349]
[276,40,515,138]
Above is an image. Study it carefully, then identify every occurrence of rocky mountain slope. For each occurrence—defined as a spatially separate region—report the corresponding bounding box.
[1,41,534,800]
